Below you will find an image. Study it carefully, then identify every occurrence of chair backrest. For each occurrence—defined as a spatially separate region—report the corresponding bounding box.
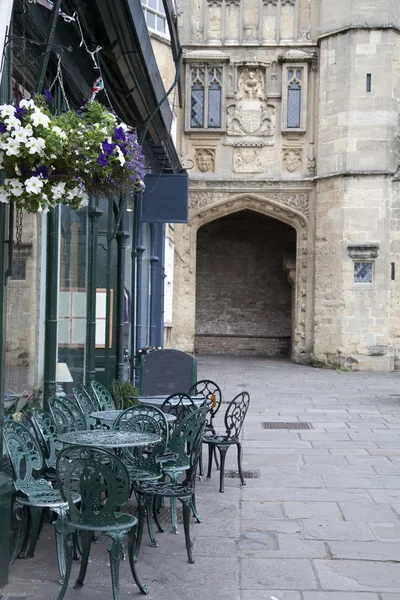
[31,408,63,470]
[114,404,169,450]
[223,392,250,440]
[88,380,115,411]
[57,446,130,529]
[73,385,100,415]
[49,396,87,433]
[171,407,208,488]
[161,393,196,425]
[3,420,52,497]
[139,349,197,396]
[188,379,222,424]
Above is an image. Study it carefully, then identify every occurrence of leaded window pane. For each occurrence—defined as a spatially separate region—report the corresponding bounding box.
[354,262,373,284]
[296,70,302,80]
[191,85,204,128]
[287,82,301,128]
[208,83,221,128]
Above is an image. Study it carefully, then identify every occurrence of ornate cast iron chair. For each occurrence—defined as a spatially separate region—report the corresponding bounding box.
[113,404,169,547]
[49,395,88,433]
[3,420,79,580]
[73,385,100,417]
[31,408,63,476]
[88,380,116,411]
[203,391,250,493]
[134,407,207,563]
[188,379,223,475]
[161,392,197,426]
[56,446,148,600]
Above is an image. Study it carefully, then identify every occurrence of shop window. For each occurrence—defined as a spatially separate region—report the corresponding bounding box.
[190,66,223,130]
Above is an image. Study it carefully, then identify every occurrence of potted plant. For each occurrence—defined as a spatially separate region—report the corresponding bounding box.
[110,380,140,410]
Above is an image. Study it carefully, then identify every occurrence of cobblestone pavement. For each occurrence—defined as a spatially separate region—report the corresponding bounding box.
[3,356,400,600]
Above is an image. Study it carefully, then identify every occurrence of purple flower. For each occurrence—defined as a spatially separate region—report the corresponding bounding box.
[44,89,52,102]
[118,143,128,156]
[14,107,27,122]
[34,165,49,179]
[0,122,6,134]
[96,153,107,167]
[101,140,116,156]
[113,126,126,142]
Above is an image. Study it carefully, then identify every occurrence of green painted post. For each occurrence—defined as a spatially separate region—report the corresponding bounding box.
[129,196,138,383]
[0,30,15,585]
[86,202,103,382]
[116,223,129,380]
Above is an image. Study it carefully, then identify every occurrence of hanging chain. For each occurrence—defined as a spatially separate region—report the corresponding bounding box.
[15,208,23,249]
[49,54,70,111]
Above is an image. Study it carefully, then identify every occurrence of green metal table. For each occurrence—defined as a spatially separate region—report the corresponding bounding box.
[58,430,161,448]
[90,409,176,427]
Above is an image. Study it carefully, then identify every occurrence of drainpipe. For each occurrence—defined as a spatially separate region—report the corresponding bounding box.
[86,200,103,382]
[129,195,138,383]
[116,210,129,380]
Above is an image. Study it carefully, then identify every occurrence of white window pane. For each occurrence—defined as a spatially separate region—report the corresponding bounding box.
[157,15,166,33]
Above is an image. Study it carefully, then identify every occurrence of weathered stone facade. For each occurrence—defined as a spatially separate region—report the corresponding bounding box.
[171,0,400,370]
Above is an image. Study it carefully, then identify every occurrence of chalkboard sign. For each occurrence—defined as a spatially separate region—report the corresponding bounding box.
[139,349,197,396]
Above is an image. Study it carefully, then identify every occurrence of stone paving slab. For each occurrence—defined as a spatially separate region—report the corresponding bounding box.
[3,356,400,599]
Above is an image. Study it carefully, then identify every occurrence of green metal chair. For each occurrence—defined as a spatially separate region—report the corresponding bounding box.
[203,391,250,493]
[188,379,223,475]
[73,385,100,416]
[161,392,197,426]
[49,395,88,432]
[31,408,63,476]
[56,445,148,600]
[113,404,170,547]
[3,420,79,581]
[88,380,116,410]
[135,407,208,563]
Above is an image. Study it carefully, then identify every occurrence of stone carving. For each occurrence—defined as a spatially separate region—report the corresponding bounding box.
[281,0,295,4]
[227,102,275,136]
[263,0,278,4]
[208,0,222,36]
[283,149,302,172]
[189,190,310,218]
[237,68,265,101]
[307,147,316,174]
[233,147,263,172]
[191,0,204,41]
[298,29,311,42]
[225,0,240,40]
[195,149,215,173]
[347,243,379,260]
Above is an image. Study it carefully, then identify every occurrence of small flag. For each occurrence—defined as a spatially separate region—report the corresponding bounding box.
[90,76,104,101]
[33,0,75,22]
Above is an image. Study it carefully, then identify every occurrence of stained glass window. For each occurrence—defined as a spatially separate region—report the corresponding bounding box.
[354,262,373,284]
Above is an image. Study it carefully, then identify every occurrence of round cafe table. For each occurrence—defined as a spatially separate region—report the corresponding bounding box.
[90,409,177,427]
[137,395,208,408]
[58,430,161,449]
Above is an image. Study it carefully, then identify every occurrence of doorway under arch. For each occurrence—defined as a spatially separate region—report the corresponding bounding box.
[194,210,296,356]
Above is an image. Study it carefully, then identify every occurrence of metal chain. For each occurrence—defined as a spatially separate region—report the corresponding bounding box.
[49,54,70,111]
[16,208,23,249]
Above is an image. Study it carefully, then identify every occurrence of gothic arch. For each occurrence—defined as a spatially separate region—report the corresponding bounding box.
[188,194,311,358]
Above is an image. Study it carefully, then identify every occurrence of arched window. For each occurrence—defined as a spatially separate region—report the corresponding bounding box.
[190,66,222,129]
[287,69,302,128]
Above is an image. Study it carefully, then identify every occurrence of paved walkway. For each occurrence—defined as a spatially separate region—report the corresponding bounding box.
[3,356,400,600]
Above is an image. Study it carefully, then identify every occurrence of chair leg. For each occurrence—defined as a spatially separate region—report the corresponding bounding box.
[236,441,246,486]
[218,446,229,493]
[127,528,149,594]
[146,498,158,547]
[53,508,68,584]
[17,506,30,559]
[206,444,214,479]
[214,449,220,471]
[134,495,146,561]
[191,493,203,524]
[168,472,180,534]
[180,498,194,564]
[107,532,124,600]
[198,445,204,478]
[26,507,43,558]
[10,503,24,565]
[73,530,92,588]
[152,497,164,533]
[55,532,74,600]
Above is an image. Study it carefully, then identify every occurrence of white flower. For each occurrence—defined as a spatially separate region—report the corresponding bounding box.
[19,99,35,109]
[12,126,32,143]
[119,122,128,132]
[0,104,15,118]
[139,179,145,190]
[5,139,21,156]
[8,179,24,197]
[116,146,125,166]
[25,137,45,155]
[30,111,50,128]
[37,206,43,214]
[0,187,9,203]
[51,182,66,200]
[25,176,44,195]
[5,116,21,131]
[79,192,89,207]
[66,186,80,200]
[51,126,67,140]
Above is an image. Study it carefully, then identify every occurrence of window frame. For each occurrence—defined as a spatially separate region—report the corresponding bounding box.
[141,0,168,37]
[185,63,226,132]
[281,62,308,134]
[353,261,374,285]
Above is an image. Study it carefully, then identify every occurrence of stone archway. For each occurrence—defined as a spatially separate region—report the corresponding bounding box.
[170,192,313,361]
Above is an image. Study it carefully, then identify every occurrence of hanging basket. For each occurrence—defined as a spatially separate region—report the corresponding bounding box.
[0,96,145,213]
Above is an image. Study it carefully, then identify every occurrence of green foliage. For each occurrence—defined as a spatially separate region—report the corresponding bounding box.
[110,379,140,410]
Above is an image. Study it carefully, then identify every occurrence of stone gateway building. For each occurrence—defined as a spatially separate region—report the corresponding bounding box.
[168,0,400,371]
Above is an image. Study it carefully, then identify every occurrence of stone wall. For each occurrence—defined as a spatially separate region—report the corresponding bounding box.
[195,211,294,355]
